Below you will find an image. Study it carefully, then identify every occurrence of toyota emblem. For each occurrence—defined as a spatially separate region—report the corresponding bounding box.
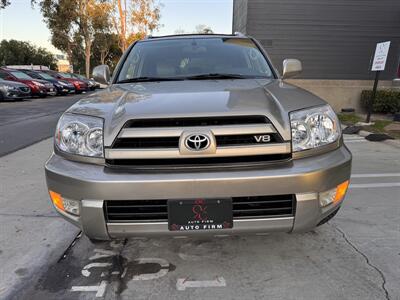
[185,134,211,151]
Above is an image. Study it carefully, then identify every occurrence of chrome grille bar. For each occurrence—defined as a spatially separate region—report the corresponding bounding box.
[105,143,291,159]
[118,124,277,138]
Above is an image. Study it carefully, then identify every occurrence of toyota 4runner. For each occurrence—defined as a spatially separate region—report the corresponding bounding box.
[45,34,352,241]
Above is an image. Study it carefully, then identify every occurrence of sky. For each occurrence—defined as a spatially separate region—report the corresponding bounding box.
[0,0,233,54]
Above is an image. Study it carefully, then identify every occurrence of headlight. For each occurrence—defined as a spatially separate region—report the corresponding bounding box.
[55,113,104,157]
[290,105,340,152]
[4,85,17,91]
[58,81,67,86]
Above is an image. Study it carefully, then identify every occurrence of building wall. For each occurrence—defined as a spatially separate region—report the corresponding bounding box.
[233,0,400,80]
[232,0,248,34]
[287,79,397,112]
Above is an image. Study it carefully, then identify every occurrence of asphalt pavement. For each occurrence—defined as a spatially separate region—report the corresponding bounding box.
[0,93,90,157]
[0,97,399,299]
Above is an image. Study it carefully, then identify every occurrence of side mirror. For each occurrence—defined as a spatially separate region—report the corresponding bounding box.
[93,65,111,85]
[282,59,302,79]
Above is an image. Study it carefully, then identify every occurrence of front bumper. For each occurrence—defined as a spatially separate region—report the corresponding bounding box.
[45,145,352,240]
[4,91,29,100]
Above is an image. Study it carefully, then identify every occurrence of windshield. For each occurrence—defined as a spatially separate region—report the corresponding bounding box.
[60,73,73,78]
[74,74,84,79]
[11,71,33,80]
[117,37,274,82]
[38,72,55,80]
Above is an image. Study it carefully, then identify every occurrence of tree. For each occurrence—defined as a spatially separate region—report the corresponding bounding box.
[0,0,10,9]
[112,0,161,52]
[92,33,122,67]
[195,24,213,34]
[39,0,112,77]
[0,39,57,68]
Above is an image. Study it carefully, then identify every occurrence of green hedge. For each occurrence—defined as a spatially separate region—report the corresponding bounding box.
[361,89,400,113]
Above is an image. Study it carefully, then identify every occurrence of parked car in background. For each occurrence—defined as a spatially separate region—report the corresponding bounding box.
[21,70,75,95]
[43,70,88,94]
[71,73,99,90]
[0,68,54,97]
[0,79,31,101]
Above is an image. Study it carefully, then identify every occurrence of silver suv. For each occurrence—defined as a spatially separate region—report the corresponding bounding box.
[45,34,352,241]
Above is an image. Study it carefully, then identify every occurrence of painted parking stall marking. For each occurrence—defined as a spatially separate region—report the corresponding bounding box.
[176,276,227,291]
[71,281,107,298]
[349,173,400,189]
[351,173,400,178]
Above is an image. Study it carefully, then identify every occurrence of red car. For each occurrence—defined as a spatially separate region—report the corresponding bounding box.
[43,70,88,94]
[0,68,55,97]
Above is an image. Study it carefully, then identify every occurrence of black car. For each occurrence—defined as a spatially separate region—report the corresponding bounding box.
[21,70,75,95]
[0,79,31,101]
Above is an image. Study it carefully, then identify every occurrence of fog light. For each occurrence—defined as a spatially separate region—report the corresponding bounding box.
[49,190,80,215]
[319,180,349,207]
[63,199,80,215]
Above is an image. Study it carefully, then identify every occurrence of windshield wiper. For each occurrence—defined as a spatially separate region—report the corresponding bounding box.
[117,77,184,84]
[183,73,255,80]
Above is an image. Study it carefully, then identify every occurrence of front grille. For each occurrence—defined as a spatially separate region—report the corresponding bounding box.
[112,134,283,149]
[125,116,270,128]
[106,154,291,169]
[216,134,283,146]
[18,87,30,93]
[113,137,179,149]
[104,195,295,223]
[106,116,290,168]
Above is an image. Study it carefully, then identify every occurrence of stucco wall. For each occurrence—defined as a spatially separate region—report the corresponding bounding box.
[286,79,398,112]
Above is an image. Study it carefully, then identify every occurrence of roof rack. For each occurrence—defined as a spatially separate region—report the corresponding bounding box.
[143,33,246,40]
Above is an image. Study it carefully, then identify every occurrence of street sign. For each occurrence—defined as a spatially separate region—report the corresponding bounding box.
[366,41,391,123]
[371,41,391,71]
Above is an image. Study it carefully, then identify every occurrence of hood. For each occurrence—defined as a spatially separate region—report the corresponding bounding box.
[67,79,327,146]
[0,79,29,88]
[36,79,53,85]
[56,79,74,86]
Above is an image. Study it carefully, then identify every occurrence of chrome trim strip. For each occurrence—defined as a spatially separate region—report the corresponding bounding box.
[119,124,277,138]
[107,217,294,237]
[105,142,291,159]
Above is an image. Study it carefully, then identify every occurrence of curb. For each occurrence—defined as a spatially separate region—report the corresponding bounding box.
[341,124,400,149]
[357,130,400,149]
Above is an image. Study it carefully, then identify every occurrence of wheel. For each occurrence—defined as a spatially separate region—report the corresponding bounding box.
[0,92,4,102]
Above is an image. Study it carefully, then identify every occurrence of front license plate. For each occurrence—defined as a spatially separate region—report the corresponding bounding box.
[168,199,233,231]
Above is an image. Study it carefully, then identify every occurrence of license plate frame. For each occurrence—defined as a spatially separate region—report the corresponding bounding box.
[168,198,233,231]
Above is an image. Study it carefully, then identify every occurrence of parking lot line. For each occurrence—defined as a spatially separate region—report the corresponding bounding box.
[344,140,367,143]
[351,173,400,178]
[349,182,400,188]
[176,277,226,291]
